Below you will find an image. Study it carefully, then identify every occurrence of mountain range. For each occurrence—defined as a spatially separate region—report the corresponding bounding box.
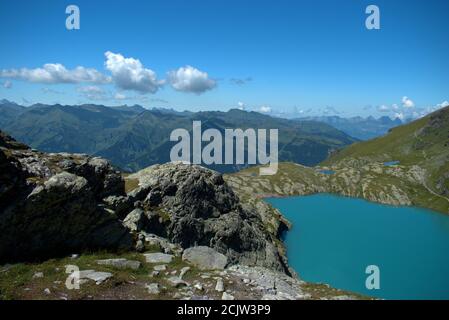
[0,100,357,172]
[296,115,404,140]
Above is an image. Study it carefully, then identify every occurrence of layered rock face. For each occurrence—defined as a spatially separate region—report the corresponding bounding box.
[0,131,133,263]
[124,163,286,271]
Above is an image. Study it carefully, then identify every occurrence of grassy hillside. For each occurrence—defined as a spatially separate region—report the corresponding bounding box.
[323,106,449,209]
[227,107,449,214]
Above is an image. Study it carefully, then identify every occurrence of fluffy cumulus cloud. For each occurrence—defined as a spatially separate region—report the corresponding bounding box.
[402,96,415,108]
[0,64,110,84]
[104,51,163,94]
[167,65,216,94]
[259,106,272,113]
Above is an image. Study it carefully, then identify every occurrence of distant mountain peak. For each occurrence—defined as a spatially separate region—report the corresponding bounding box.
[0,99,17,105]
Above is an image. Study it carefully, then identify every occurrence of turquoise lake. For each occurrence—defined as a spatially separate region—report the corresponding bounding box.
[267,194,449,300]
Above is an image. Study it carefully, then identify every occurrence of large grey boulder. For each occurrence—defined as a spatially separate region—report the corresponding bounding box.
[123,208,146,232]
[60,156,125,199]
[182,246,228,270]
[0,131,133,263]
[126,163,286,271]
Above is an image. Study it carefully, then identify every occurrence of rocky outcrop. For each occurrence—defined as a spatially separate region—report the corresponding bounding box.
[0,131,288,273]
[182,246,228,270]
[125,163,287,272]
[0,131,133,263]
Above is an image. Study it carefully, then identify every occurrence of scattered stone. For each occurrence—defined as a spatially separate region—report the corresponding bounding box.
[79,270,113,285]
[150,271,160,277]
[179,266,190,279]
[194,283,204,291]
[182,246,228,270]
[44,288,51,295]
[33,272,44,279]
[96,258,141,270]
[71,254,79,259]
[222,292,235,300]
[142,233,183,256]
[215,278,224,292]
[146,283,160,295]
[144,252,174,264]
[173,293,182,299]
[153,265,166,271]
[167,276,188,288]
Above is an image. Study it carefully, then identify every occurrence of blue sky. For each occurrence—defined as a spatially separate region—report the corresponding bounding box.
[0,0,448,119]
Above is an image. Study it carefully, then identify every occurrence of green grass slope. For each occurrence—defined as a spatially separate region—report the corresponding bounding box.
[228,107,449,214]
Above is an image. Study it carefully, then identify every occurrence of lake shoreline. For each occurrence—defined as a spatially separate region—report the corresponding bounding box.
[266,194,449,299]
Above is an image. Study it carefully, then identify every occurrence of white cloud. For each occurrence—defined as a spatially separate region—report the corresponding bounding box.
[377,105,390,112]
[437,100,449,109]
[114,93,127,100]
[2,80,12,89]
[394,112,405,121]
[237,101,245,110]
[322,106,340,115]
[0,64,110,84]
[42,87,64,95]
[259,106,271,113]
[392,103,399,111]
[104,51,163,94]
[402,96,415,108]
[167,65,216,94]
[78,86,108,100]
